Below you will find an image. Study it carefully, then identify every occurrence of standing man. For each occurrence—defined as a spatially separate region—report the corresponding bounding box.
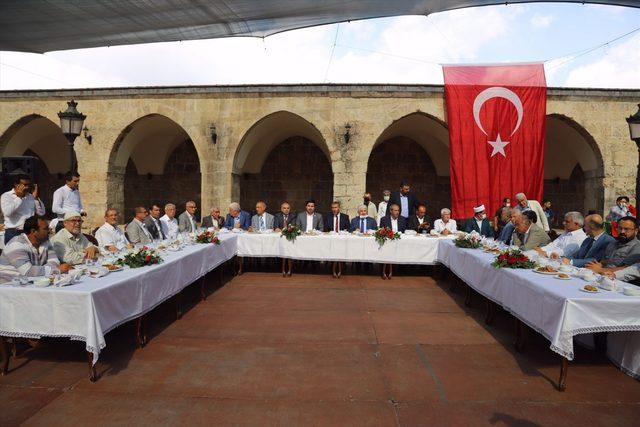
[144,203,165,240]
[350,205,377,233]
[178,200,198,233]
[274,202,293,231]
[514,193,549,232]
[95,208,130,252]
[363,193,377,220]
[52,171,84,219]
[325,201,350,232]
[386,181,420,220]
[408,204,431,234]
[463,205,494,237]
[201,207,222,230]
[250,201,275,231]
[380,204,408,233]
[126,207,153,244]
[1,174,45,244]
[223,202,251,230]
[294,199,323,232]
[160,203,180,239]
[377,190,391,226]
[50,211,98,265]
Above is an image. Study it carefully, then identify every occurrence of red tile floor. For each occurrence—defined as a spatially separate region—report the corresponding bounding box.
[1,267,639,426]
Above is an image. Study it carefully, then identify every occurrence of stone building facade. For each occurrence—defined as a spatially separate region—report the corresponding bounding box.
[0,84,638,228]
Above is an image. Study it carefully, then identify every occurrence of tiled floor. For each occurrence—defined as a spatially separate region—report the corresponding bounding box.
[2,267,639,426]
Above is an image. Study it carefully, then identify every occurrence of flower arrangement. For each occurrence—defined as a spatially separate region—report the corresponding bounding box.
[195,230,220,245]
[116,247,163,268]
[280,224,302,242]
[454,233,482,249]
[374,227,401,247]
[491,249,536,269]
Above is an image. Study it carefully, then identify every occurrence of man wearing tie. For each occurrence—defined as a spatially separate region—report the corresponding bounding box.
[386,181,420,219]
[178,200,199,233]
[144,204,165,240]
[274,202,293,231]
[380,204,408,233]
[250,201,275,231]
[126,206,154,244]
[325,201,350,232]
[350,205,377,233]
[294,199,323,232]
[563,214,615,267]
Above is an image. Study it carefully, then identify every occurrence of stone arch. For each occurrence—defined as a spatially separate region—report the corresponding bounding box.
[366,112,450,219]
[544,114,605,225]
[109,114,202,221]
[0,114,69,214]
[234,111,334,214]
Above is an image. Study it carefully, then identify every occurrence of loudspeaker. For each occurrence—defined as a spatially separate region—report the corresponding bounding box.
[1,156,40,193]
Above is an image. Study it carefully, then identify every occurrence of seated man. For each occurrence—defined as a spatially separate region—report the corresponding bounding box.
[223,202,251,230]
[250,201,275,232]
[144,204,165,240]
[294,199,324,232]
[126,206,154,244]
[511,210,550,251]
[274,202,294,231]
[380,204,407,233]
[178,201,199,233]
[160,203,179,239]
[463,205,494,237]
[95,208,131,252]
[325,201,350,232]
[0,215,71,279]
[587,216,640,274]
[562,214,614,267]
[497,210,520,243]
[350,205,377,233]
[537,212,586,259]
[408,204,431,234]
[201,206,222,230]
[50,211,99,265]
[432,208,457,235]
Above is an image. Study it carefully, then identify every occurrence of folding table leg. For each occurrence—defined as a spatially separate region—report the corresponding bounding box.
[200,276,207,301]
[135,315,147,348]
[175,293,182,320]
[464,286,472,307]
[485,299,496,325]
[1,337,11,375]
[236,257,243,275]
[558,357,569,391]
[87,351,97,382]
[514,318,526,353]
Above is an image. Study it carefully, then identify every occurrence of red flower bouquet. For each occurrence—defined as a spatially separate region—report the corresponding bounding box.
[491,249,535,269]
[196,230,221,245]
[280,224,302,242]
[374,227,401,247]
[116,247,163,268]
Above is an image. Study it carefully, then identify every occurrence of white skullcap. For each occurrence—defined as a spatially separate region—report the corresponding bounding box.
[63,210,82,220]
[473,205,485,214]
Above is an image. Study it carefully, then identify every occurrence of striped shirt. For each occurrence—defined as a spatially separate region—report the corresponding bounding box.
[0,233,60,278]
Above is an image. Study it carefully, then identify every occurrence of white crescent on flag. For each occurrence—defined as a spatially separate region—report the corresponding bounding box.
[472,87,524,137]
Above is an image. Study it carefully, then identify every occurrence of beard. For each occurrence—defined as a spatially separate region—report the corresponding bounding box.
[617,234,634,244]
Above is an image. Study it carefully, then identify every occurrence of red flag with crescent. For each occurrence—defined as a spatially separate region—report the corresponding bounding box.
[443,63,546,219]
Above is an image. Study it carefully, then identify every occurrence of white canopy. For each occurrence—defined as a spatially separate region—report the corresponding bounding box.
[0,1,637,53]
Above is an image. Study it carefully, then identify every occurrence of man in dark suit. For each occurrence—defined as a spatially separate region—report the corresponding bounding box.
[274,202,294,231]
[201,206,222,230]
[223,202,251,230]
[564,214,615,267]
[380,203,407,233]
[386,181,420,219]
[463,204,494,237]
[350,205,377,233]
[143,203,165,240]
[294,199,323,232]
[407,204,431,234]
[325,201,350,232]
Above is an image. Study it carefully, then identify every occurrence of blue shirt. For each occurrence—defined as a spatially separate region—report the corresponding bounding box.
[400,195,409,218]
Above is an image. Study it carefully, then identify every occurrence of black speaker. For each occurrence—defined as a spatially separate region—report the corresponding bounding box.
[1,156,40,192]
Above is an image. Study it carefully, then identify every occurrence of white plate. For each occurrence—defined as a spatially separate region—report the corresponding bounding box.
[554,274,572,280]
[533,269,559,275]
[579,287,600,293]
[103,265,124,272]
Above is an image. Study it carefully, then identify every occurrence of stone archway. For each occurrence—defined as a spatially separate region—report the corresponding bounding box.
[0,114,69,215]
[544,114,605,226]
[109,114,201,222]
[366,112,450,219]
[234,111,333,215]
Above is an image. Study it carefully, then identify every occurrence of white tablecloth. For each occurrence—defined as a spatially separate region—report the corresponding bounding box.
[437,239,640,377]
[235,232,442,264]
[0,234,237,364]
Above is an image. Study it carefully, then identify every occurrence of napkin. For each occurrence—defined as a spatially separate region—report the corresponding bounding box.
[89,266,110,278]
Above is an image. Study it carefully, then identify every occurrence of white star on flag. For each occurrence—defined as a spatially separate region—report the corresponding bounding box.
[487,134,510,158]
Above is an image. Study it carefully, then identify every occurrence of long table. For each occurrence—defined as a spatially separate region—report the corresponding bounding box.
[1,231,639,386]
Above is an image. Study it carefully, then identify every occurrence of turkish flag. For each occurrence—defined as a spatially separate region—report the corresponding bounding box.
[443,63,546,220]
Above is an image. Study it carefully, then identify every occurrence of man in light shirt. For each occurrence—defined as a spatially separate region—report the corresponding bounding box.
[380,204,407,233]
[250,201,275,231]
[376,190,391,226]
[537,211,586,259]
[514,192,549,232]
[51,171,84,220]
[95,208,131,252]
[0,215,71,280]
[126,206,153,244]
[201,207,222,230]
[50,211,98,265]
[294,199,323,232]
[160,203,180,239]
[178,200,200,232]
[1,174,46,244]
[432,208,458,236]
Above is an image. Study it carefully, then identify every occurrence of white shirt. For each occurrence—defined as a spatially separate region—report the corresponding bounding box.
[306,214,314,232]
[433,219,457,234]
[377,201,388,226]
[475,219,484,231]
[0,189,45,229]
[160,214,179,239]
[390,217,399,232]
[95,222,129,251]
[541,228,587,258]
[51,184,83,217]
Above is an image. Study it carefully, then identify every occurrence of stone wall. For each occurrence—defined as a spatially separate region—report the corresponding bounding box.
[239,137,333,216]
[123,141,201,222]
[366,137,451,220]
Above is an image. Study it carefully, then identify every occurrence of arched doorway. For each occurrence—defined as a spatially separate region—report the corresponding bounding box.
[544,114,604,227]
[234,111,333,215]
[367,112,450,219]
[110,114,201,222]
[0,115,69,215]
